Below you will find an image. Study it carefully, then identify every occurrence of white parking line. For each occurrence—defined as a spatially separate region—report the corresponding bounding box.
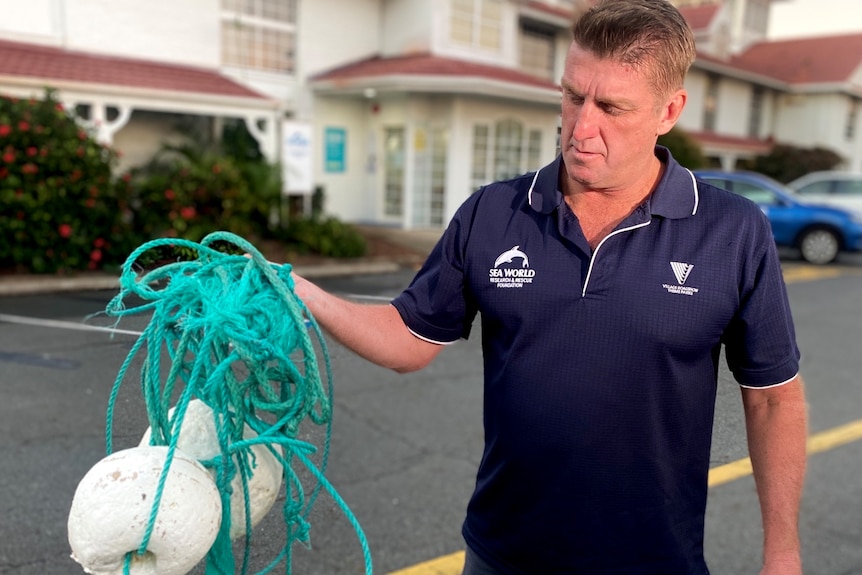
[0,313,143,336]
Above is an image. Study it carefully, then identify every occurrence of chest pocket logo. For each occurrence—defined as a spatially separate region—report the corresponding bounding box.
[489,245,535,288]
[664,261,699,296]
[670,261,694,285]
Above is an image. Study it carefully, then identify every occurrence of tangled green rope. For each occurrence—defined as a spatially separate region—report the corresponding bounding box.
[102,231,372,575]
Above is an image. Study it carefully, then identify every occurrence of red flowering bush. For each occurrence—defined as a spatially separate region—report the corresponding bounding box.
[124,143,271,247]
[1,93,363,272]
[0,89,135,273]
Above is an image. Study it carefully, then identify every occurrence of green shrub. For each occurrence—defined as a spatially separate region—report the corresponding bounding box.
[658,127,706,169]
[746,144,842,183]
[0,89,134,273]
[274,216,367,258]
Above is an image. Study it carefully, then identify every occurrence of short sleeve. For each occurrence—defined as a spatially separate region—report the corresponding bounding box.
[391,195,481,343]
[722,212,800,387]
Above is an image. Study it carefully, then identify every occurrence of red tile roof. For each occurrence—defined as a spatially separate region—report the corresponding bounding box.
[730,33,862,84]
[524,1,577,21]
[687,130,772,153]
[0,39,268,99]
[311,53,559,91]
[678,3,722,32]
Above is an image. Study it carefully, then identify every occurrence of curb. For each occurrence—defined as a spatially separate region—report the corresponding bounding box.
[0,259,422,297]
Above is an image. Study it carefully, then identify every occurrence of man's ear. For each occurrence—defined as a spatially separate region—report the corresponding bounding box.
[657,89,687,136]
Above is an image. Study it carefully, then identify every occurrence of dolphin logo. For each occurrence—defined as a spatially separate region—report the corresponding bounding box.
[494,245,529,268]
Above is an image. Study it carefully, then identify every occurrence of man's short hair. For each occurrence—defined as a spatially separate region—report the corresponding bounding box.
[571,0,697,98]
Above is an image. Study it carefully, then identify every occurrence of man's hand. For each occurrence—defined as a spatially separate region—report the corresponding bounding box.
[760,552,802,575]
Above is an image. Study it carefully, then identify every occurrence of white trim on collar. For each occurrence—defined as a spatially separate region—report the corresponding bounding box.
[685,168,700,216]
[527,168,542,208]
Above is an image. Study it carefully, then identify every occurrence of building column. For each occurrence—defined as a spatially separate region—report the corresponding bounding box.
[244,114,279,164]
[720,152,737,171]
[68,100,133,145]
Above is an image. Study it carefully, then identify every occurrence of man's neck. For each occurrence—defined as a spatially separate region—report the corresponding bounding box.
[562,157,665,248]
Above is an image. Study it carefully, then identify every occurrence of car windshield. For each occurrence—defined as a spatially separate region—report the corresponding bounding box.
[699,173,794,206]
[763,177,798,196]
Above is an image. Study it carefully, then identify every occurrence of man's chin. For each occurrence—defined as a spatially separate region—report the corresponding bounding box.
[564,166,598,189]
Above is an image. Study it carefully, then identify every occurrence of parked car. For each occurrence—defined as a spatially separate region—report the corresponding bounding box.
[694,170,862,264]
[787,171,862,213]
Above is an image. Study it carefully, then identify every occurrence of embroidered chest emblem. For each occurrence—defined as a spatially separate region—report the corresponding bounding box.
[663,261,699,296]
[670,261,694,285]
[489,245,536,288]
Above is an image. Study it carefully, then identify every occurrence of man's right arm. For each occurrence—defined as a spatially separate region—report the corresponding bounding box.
[292,273,444,373]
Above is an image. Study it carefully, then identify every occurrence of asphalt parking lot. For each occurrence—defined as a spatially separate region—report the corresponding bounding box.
[0,254,861,574]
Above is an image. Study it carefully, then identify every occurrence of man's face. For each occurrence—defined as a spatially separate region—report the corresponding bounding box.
[559,43,680,192]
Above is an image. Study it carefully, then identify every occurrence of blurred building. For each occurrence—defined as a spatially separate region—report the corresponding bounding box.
[675,0,862,172]
[0,0,860,229]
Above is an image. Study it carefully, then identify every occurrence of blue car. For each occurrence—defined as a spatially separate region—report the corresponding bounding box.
[694,170,862,264]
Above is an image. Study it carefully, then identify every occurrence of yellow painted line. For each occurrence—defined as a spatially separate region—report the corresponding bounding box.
[708,456,754,487]
[781,266,844,284]
[806,419,862,454]
[709,418,862,487]
[388,419,862,575]
[387,551,465,575]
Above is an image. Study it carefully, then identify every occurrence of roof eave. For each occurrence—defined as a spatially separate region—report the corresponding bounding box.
[787,81,862,97]
[692,58,788,90]
[0,73,281,116]
[311,75,562,106]
[688,132,772,155]
[519,4,574,29]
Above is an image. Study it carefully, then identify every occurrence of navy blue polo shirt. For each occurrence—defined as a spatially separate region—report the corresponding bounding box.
[391,147,800,574]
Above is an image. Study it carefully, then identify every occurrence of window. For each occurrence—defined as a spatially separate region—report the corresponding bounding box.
[835,179,862,197]
[429,127,448,226]
[384,127,406,217]
[744,0,769,34]
[796,181,831,196]
[733,182,780,206]
[846,98,859,140]
[527,129,543,172]
[749,86,763,138]
[494,119,523,181]
[703,178,779,206]
[417,127,448,227]
[451,0,503,51]
[519,22,556,81]
[221,0,297,73]
[471,125,490,191]
[472,120,544,192]
[410,126,449,227]
[703,74,719,132]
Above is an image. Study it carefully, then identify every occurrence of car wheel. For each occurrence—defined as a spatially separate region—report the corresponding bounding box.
[798,228,840,265]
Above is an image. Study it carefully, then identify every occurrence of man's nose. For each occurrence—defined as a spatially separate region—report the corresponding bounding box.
[571,105,599,140]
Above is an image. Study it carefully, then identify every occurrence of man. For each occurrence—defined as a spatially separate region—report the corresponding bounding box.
[293,0,808,572]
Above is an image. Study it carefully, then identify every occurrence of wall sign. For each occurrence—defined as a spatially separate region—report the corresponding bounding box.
[282,120,313,194]
[324,127,347,173]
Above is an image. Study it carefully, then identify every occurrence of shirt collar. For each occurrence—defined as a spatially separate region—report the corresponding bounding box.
[527,155,564,215]
[528,146,699,219]
[648,146,700,219]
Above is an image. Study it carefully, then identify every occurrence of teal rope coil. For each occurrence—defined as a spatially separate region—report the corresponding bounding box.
[102,230,373,575]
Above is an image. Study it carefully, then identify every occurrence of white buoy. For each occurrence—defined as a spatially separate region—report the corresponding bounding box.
[68,446,222,575]
[139,399,283,540]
